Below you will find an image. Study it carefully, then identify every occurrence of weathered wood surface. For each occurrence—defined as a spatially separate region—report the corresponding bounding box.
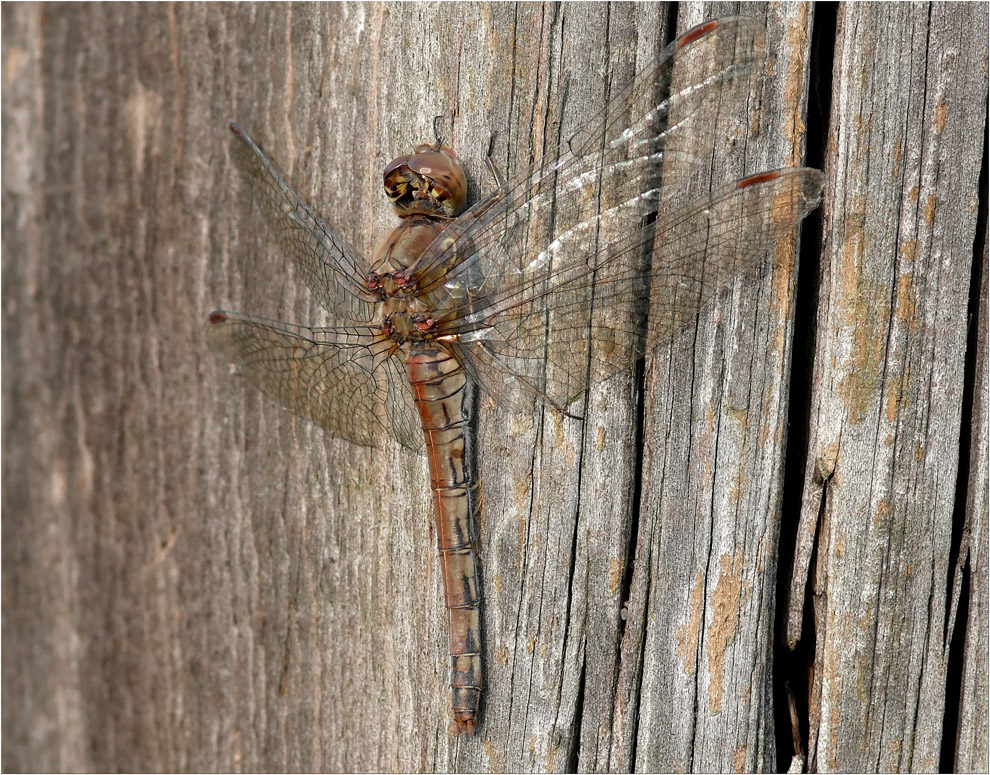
[1,2,985,773]
[610,3,818,771]
[955,227,990,772]
[957,231,988,774]
[783,3,988,772]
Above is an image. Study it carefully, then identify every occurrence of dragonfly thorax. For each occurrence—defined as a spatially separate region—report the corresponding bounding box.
[378,304,440,343]
[371,216,447,278]
[372,218,451,343]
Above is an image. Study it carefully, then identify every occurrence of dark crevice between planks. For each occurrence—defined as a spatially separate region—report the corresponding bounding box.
[551,6,596,767]
[615,351,646,767]
[773,2,836,772]
[940,555,972,773]
[565,655,586,772]
[611,6,678,771]
[938,107,988,774]
[615,0,677,651]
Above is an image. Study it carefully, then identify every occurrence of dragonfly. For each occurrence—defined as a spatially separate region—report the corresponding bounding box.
[207,16,824,736]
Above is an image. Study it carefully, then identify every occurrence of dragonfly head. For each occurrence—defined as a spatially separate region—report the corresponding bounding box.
[383,145,466,218]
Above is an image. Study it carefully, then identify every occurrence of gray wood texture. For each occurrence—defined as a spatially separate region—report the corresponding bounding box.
[957,232,988,774]
[783,3,988,771]
[2,2,985,772]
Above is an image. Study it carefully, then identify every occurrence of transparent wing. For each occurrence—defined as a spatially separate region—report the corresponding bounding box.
[207,310,422,450]
[409,16,823,410]
[447,169,824,411]
[415,16,766,292]
[228,122,377,325]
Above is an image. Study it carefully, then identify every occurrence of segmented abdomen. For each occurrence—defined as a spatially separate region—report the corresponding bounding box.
[406,345,482,735]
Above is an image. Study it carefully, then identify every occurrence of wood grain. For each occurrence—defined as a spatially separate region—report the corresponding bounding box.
[783,3,987,771]
[2,2,985,772]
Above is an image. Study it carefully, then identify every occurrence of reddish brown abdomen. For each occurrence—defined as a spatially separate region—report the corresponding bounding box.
[406,345,482,735]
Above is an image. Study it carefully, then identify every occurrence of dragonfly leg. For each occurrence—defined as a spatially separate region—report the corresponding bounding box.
[484,134,505,194]
[432,114,457,149]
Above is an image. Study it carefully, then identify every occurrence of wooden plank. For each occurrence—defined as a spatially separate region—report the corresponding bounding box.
[467,6,665,770]
[616,2,818,772]
[3,2,985,772]
[784,3,988,771]
[2,8,87,771]
[956,233,988,773]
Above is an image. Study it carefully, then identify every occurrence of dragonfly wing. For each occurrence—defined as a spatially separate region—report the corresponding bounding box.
[418,15,766,293]
[228,123,377,325]
[646,168,824,349]
[411,17,821,411]
[448,168,824,412]
[207,311,423,451]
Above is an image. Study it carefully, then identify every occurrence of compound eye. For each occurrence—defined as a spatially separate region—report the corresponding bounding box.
[383,153,412,177]
[408,149,467,214]
[383,147,467,216]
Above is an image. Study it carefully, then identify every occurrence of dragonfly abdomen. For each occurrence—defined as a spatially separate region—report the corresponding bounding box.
[406,345,482,735]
